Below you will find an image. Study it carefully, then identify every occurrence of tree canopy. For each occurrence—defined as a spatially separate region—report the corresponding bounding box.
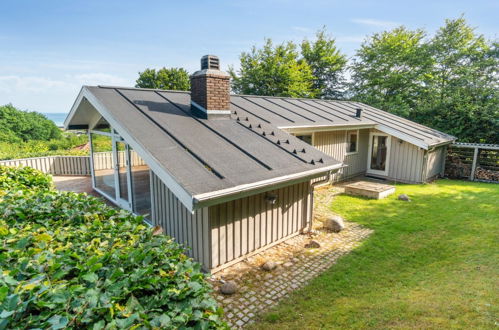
[301,27,347,99]
[135,67,190,91]
[350,17,499,143]
[230,39,316,98]
[230,30,347,99]
[349,26,430,117]
[0,104,61,143]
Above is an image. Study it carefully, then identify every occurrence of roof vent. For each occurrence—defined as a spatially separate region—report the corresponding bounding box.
[356,108,363,118]
[201,55,220,70]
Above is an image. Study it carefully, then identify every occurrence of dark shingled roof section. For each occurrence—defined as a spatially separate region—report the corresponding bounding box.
[231,95,455,146]
[86,86,341,196]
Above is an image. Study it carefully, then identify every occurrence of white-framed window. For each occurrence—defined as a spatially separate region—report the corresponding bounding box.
[295,134,313,145]
[346,130,359,154]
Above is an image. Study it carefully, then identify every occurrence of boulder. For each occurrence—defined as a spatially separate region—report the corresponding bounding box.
[261,261,277,271]
[220,281,238,295]
[398,194,411,201]
[305,240,321,249]
[324,215,345,232]
[283,262,293,268]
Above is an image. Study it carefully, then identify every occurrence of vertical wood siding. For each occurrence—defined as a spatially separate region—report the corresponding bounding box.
[0,156,91,175]
[150,172,211,270]
[313,129,369,182]
[425,146,446,180]
[388,136,425,183]
[208,181,310,271]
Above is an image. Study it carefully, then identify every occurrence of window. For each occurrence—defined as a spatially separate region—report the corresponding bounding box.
[91,132,116,198]
[295,134,312,145]
[346,130,358,154]
[130,146,151,218]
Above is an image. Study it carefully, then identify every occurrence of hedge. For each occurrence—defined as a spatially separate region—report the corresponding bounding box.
[0,166,227,329]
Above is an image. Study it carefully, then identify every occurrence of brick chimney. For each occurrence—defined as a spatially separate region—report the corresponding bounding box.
[190,55,231,119]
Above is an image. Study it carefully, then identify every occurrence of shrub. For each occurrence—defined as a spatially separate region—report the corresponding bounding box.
[0,104,61,142]
[0,132,89,161]
[0,166,226,329]
[0,166,53,191]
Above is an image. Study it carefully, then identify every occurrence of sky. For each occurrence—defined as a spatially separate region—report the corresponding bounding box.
[1,0,498,114]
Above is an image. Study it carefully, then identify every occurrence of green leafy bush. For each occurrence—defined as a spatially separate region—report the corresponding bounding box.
[0,132,89,160]
[0,104,61,142]
[0,166,226,329]
[0,166,53,191]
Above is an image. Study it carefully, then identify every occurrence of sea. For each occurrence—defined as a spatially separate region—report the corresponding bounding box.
[42,112,68,127]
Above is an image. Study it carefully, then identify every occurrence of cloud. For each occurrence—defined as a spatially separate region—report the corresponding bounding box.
[292,26,314,34]
[336,35,365,43]
[351,18,400,29]
[0,75,69,93]
[0,73,130,94]
[73,73,129,87]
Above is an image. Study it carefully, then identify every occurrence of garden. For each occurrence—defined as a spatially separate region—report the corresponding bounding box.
[0,166,227,329]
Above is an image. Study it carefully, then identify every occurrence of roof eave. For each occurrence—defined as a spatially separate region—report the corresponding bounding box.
[192,163,344,209]
[278,123,376,134]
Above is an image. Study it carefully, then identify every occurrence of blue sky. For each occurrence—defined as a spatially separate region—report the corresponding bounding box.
[1,0,497,114]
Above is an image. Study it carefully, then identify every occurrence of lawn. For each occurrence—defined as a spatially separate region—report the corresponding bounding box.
[252,179,498,329]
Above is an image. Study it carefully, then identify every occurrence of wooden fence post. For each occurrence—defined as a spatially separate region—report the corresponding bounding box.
[470,147,479,181]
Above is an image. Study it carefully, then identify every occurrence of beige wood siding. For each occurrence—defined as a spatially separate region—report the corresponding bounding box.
[313,129,369,182]
[150,172,211,270]
[208,181,310,271]
[0,156,91,176]
[425,146,446,180]
[388,136,425,183]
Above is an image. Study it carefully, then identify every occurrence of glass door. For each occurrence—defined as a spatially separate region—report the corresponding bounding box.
[367,133,391,176]
[114,140,132,210]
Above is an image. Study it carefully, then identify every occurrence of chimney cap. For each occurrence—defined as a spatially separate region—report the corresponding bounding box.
[201,55,220,70]
[355,108,363,118]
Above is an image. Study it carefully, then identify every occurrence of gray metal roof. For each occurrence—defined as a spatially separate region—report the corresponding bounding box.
[232,95,456,148]
[66,86,342,209]
[66,86,455,209]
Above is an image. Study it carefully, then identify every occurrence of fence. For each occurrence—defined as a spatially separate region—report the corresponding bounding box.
[445,143,499,182]
[0,156,91,176]
[0,151,147,176]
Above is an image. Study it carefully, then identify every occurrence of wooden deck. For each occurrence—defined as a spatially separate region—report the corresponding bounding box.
[344,180,395,199]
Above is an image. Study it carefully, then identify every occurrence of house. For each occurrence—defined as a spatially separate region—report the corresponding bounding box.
[65,55,455,272]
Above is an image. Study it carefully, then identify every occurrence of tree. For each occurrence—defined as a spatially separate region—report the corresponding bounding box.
[414,17,499,143]
[301,27,347,99]
[135,67,190,91]
[229,39,316,98]
[0,104,61,142]
[349,26,430,117]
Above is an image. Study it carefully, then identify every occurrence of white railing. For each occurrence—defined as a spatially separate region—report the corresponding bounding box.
[0,150,147,176]
[0,156,91,176]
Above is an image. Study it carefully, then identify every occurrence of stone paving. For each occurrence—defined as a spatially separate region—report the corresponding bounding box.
[209,218,373,328]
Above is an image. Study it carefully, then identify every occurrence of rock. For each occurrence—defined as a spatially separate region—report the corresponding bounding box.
[261,261,277,271]
[305,240,321,249]
[283,262,293,268]
[324,215,345,232]
[398,194,411,201]
[220,281,238,295]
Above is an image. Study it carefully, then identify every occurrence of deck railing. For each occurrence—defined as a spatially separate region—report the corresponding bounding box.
[0,156,91,176]
[0,151,147,176]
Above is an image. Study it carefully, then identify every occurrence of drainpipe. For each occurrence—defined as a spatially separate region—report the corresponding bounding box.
[306,170,334,233]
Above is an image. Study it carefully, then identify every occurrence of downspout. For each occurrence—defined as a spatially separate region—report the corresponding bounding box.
[306,170,334,233]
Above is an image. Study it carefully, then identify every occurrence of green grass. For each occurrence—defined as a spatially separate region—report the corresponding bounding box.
[252,180,499,329]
